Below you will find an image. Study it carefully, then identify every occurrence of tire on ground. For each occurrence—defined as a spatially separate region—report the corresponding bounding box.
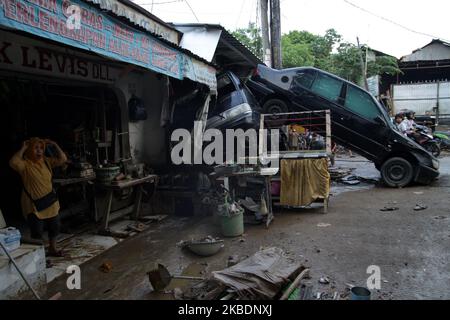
[380,157,414,188]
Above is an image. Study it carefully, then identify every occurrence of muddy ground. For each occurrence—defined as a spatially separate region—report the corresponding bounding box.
[46,155,450,300]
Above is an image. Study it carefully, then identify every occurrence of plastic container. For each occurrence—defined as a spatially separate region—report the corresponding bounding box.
[186,239,225,257]
[220,212,244,238]
[0,227,21,256]
[94,166,121,183]
[350,287,371,300]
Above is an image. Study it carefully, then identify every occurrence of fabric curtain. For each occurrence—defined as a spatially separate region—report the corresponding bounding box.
[280,158,330,207]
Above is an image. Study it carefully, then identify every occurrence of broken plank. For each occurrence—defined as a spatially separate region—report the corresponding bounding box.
[280,269,310,301]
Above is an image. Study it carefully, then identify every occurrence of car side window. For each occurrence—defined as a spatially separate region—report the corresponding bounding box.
[217,74,238,99]
[310,73,343,103]
[345,85,382,120]
[210,74,240,117]
[291,70,316,93]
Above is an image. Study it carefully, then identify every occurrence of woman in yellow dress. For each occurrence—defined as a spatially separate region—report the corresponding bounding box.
[10,138,67,256]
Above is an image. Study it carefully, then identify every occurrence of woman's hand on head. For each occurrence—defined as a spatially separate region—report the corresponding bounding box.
[45,139,56,146]
[22,140,29,149]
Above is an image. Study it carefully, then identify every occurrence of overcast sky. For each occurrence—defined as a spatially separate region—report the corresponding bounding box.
[134,0,449,58]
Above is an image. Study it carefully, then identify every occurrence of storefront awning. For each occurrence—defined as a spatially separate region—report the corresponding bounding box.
[0,0,217,90]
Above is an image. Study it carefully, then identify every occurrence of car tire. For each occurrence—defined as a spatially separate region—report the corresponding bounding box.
[263,99,289,115]
[381,157,414,188]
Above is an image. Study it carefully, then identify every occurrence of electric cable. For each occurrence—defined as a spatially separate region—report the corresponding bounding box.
[184,0,200,22]
[342,0,450,43]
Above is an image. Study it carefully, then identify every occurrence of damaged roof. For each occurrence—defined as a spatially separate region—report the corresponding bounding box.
[172,23,264,74]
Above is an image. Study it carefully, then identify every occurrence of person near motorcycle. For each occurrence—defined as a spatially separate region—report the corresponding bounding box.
[405,111,417,133]
[401,111,441,156]
[395,113,409,136]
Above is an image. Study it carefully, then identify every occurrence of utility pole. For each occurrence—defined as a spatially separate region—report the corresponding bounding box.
[260,0,272,67]
[357,37,369,90]
[270,0,282,69]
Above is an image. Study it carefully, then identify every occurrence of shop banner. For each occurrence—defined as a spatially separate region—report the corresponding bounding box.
[85,0,180,45]
[0,0,216,89]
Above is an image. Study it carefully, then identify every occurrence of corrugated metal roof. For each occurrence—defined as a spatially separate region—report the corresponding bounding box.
[401,39,450,62]
[172,23,264,67]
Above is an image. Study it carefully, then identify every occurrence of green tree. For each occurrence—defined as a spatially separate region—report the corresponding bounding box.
[231,23,263,60]
[231,26,401,86]
[282,35,314,68]
[281,29,341,70]
[367,55,401,77]
[331,42,364,84]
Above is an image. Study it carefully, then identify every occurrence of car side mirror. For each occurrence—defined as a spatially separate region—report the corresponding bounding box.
[374,115,386,127]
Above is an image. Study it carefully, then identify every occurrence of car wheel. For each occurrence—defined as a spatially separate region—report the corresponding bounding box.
[263,99,289,115]
[381,157,414,188]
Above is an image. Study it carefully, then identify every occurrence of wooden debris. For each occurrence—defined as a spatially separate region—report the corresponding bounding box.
[280,269,310,300]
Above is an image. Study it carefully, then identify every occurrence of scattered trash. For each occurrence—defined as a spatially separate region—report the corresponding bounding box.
[103,286,115,294]
[227,255,240,267]
[280,268,310,300]
[173,288,184,300]
[297,283,314,300]
[329,168,355,180]
[212,247,304,300]
[342,180,361,186]
[380,206,399,212]
[341,175,361,185]
[99,262,113,273]
[319,276,330,285]
[414,204,428,211]
[413,192,424,195]
[126,223,147,233]
[139,215,168,223]
[434,216,448,220]
[147,263,204,291]
[317,223,332,228]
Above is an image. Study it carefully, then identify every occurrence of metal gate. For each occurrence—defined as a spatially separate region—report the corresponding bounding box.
[392,81,450,123]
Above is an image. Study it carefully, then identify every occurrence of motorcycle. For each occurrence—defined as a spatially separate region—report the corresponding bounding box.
[410,125,441,157]
[434,132,450,151]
